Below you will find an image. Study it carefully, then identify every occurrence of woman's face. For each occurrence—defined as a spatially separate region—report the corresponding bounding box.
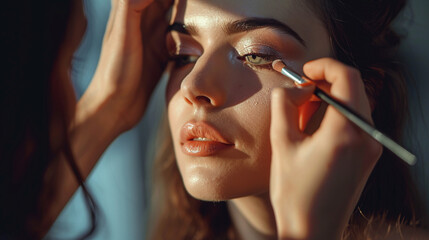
[166,0,331,201]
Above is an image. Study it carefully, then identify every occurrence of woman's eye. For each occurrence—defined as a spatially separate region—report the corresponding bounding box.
[171,55,199,68]
[244,54,273,65]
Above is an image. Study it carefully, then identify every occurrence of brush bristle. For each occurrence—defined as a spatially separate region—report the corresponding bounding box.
[272,60,286,73]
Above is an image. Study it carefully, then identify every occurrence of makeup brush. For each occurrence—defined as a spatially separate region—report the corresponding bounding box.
[272,59,416,165]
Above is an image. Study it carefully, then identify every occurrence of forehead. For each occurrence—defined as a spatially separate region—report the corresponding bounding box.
[174,0,312,19]
[172,0,330,55]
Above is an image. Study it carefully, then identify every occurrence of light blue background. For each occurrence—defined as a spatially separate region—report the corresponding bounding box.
[45,0,429,239]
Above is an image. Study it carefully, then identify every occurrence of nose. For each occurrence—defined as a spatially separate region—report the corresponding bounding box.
[180,51,229,108]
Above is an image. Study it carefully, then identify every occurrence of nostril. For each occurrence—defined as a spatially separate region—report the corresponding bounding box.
[196,96,212,104]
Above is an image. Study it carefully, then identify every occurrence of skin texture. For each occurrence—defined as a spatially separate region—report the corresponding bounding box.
[165,0,341,238]
[167,0,330,200]
[270,60,381,239]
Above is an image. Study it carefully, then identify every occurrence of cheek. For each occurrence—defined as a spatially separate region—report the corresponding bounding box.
[166,67,189,104]
[233,76,298,167]
[237,88,272,145]
[225,88,274,195]
[166,74,185,152]
[166,67,193,132]
[234,87,274,161]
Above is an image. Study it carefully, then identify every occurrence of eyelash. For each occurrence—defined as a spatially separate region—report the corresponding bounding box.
[169,52,279,71]
[237,53,279,71]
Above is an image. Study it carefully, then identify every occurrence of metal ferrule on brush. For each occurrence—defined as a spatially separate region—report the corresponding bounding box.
[281,68,307,85]
[271,59,416,165]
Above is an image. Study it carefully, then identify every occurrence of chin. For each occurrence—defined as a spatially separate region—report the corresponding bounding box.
[184,183,236,202]
[182,174,269,202]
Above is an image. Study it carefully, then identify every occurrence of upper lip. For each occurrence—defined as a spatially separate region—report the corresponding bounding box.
[180,121,233,145]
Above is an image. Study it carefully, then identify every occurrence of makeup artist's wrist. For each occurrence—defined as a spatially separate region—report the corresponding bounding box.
[75,89,131,137]
[66,93,122,172]
[275,211,344,240]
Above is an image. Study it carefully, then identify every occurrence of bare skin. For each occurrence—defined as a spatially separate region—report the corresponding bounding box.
[166,0,429,239]
[39,0,428,239]
[270,59,380,239]
[39,0,172,237]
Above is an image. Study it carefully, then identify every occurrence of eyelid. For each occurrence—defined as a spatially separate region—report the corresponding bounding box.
[237,44,282,59]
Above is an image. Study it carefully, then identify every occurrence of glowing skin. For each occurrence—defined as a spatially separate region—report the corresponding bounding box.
[166,0,330,236]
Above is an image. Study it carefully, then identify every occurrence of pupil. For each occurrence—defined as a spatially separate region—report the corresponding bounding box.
[251,55,257,59]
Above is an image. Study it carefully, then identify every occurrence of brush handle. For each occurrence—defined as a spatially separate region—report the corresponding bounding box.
[314,87,416,165]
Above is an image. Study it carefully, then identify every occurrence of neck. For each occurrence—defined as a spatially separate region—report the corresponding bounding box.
[228,193,277,240]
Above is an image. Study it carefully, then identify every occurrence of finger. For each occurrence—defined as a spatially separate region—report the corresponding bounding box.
[303,58,369,116]
[108,0,155,40]
[140,0,171,30]
[154,0,174,11]
[102,0,148,60]
[107,0,159,41]
[132,0,156,11]
[303,58,373,140]
[270,86,313,153]
[269,87,313,206]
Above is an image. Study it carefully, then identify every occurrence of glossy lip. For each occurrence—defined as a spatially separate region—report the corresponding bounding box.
[180,121,234,157]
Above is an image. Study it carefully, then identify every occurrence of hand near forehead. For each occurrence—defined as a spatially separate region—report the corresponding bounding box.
[269,58,382,239]
[70,0,173,204]
[77,0,173,134]
[44,0,173,236]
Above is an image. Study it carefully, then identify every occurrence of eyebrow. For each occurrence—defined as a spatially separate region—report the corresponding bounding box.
[167,17,306,47]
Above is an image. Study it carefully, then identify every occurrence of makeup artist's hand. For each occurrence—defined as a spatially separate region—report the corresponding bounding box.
[77,0,173,136]
[269,58,382,240]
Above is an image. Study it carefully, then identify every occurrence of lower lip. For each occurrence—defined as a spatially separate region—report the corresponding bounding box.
[182,141,232,156]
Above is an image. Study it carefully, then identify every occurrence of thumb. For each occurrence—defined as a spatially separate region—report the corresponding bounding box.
[270,85,314,154]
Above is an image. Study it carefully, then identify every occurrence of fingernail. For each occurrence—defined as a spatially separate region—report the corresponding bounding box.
[295,81,314,89]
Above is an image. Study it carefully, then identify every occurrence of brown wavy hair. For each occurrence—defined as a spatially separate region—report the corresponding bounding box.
[0,1,97,239]
[148,0,424,239]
